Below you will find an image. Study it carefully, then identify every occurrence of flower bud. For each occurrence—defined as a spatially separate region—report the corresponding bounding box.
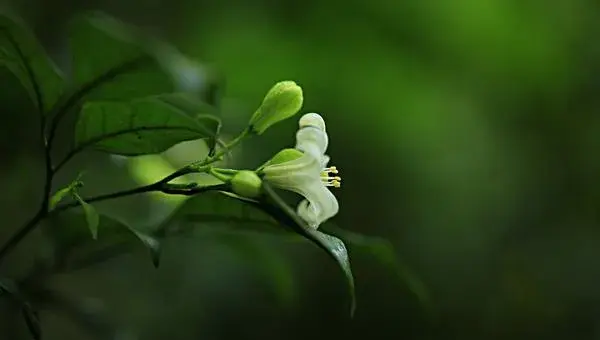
[249,81,303,134]
[230,170,263,198]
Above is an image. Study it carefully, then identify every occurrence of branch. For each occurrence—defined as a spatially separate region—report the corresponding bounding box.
[0,165,225,268]
[50,182,227,216]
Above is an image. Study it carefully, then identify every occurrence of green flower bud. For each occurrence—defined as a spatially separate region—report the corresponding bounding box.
[249,81,303,134]
[231,170,263,198]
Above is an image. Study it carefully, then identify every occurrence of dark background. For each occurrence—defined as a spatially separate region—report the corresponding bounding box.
[2,0,600,339]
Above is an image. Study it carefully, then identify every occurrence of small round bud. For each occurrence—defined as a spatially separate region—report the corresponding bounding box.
[231,170,263,198]
[249,81,303,134]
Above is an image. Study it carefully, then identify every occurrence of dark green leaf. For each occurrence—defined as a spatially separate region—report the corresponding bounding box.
[160,187,355,315]
[21,305,41,340]
[45,212,161,271]
[35,289,127,338]
[322,225,433,315]
[0,11,64,112]
[159,191,298,306]
[262,183,356,316]
[68,11,204,102]
[220,236,297,307]
[75,93,220,155]
[157,190,288,237]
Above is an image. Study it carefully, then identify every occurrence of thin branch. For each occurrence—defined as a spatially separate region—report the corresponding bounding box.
[0,28,53,268]
[0,166,223,268]
[49,183,227,216]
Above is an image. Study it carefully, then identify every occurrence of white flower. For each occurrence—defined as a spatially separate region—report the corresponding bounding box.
[259,113,340,228]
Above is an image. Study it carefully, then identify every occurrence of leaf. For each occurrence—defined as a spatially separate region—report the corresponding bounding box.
[159,191,298,306]
[262,183,356,316]
[21,305,41,340]
[220,236,297,307]
[322,226,434,315]
[45,212,161,271]
[35,289,129,338]
[75,93,220,155]
[0,11,64,112]
[49,175,98,238]
[68,11,205,103]
[75,197,99,240]
[156,191,289,238]
[49,187,72,210]
[49,174,83,210]
[161,186,356,316]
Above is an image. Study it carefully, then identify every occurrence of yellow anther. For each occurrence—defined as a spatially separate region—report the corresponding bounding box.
[321,165,341,188]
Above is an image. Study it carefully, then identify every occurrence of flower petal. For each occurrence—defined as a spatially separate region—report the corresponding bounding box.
[296,181,339,228]
[299,112,326,131]
[295,126,328,161]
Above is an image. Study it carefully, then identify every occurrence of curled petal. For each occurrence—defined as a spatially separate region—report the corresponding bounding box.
[296,182,340,228]
[295,126,328,160]
[299,112,326,131]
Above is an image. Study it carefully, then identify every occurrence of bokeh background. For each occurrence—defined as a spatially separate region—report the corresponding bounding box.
[2,0,600,339]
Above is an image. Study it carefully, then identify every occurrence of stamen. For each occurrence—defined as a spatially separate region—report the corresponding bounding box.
[321,165,341,188]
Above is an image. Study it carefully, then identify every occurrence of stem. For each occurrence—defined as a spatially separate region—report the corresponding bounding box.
[197,128,249,166]
[0,125,248,267]
[50,183,159,215]
[0,166,221,268]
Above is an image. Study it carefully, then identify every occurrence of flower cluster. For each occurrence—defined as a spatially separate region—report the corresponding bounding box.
[227,82,340,229]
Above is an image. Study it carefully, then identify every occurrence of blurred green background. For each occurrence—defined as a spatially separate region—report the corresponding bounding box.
[2,0,600,339]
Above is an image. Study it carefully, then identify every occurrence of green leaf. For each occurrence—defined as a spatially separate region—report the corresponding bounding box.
[161,187,356,316]
[219,236,297,307]
[49,174,83,210]
[34,290,128,338]
[74,195,100,240]
[49,186,72,210]
[45,212,161,271]
[157,191,288,237]
[75,93,220,155]
[0,11,64,112]
[68,11,204,102]
[159,191,298,306]
[322,226,434,315]
[262,183,356,316]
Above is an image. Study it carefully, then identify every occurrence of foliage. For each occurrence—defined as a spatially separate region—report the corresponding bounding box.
[0,9,419,339]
